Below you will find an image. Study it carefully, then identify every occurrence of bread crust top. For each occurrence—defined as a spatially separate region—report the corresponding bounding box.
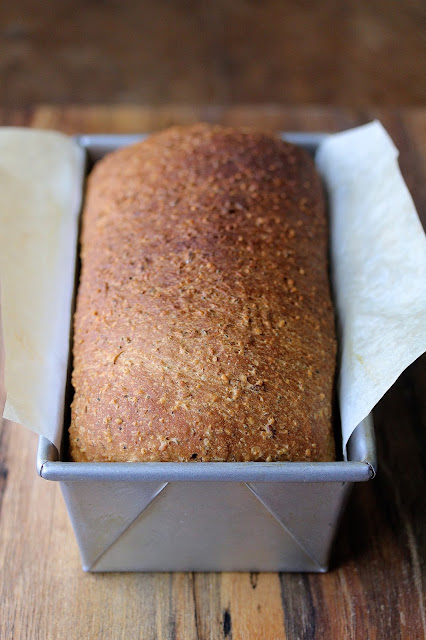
[70,124,336,462]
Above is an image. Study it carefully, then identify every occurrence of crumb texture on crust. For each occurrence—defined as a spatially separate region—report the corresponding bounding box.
[69,124,336,462]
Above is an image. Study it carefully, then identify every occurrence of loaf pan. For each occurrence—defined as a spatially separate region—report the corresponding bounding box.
[37,133,377,573]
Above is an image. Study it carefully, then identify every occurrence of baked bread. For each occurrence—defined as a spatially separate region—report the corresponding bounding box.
[69,124,336,462]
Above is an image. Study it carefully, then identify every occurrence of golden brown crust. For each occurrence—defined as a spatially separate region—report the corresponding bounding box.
[69,124,336,462]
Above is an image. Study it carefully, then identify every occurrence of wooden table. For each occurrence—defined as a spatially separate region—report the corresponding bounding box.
[0,106,424,640]
[1,2,425,107]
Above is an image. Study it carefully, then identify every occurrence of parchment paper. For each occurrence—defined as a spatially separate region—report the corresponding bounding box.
[316,121,426,455]
[1,123,425,457]
[0,129,85,449]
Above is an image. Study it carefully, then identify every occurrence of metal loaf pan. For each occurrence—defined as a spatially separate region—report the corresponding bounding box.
[37,133,377,573]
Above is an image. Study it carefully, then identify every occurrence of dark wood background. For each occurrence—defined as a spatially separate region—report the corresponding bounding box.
[0,105,424,640]
[0,0,425,107]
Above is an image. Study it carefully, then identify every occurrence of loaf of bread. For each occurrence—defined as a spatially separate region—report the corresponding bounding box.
[69,124,336,462]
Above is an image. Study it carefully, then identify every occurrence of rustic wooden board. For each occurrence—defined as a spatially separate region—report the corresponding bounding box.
[0,1,425,107]
[0,106,424,640]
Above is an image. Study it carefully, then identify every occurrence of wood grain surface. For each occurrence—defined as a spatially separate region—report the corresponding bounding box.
[0,1,425,107]
[0,106,425,640]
